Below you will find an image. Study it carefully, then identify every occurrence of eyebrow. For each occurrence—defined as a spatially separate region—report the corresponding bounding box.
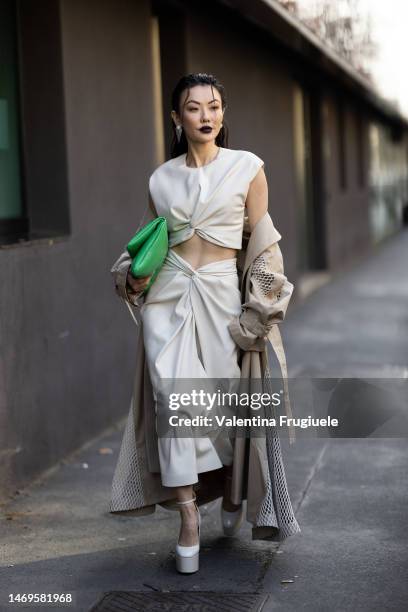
[185,99,220,105]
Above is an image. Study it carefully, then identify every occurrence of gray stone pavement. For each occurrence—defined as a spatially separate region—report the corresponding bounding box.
[1,229,407,611]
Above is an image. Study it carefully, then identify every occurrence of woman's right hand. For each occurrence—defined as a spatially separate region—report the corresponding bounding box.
[126,269,152,294]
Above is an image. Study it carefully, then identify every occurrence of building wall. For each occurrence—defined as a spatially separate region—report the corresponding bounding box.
[0,0,155,497]
[322,93,371,270]
[367,119,408,243]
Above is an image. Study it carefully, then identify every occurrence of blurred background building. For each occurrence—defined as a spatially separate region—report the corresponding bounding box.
[1,0,407,497]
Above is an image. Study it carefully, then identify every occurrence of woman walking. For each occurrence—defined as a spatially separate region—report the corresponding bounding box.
[110,73,300,574]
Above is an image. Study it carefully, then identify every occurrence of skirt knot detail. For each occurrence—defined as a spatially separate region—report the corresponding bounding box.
[140,247,242,488]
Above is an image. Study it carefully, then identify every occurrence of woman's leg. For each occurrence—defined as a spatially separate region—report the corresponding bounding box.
[175,485,200,546]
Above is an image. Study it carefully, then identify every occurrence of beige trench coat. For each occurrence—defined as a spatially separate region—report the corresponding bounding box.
[109,210,301,542]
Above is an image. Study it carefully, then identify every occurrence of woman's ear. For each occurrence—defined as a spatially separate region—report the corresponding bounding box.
[170,110,179,126]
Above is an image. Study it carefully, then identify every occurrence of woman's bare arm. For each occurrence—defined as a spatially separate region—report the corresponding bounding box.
[245,167,268,230]
[228,165,294,348]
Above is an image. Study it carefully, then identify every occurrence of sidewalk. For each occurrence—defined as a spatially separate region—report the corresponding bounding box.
[1,229,407,611]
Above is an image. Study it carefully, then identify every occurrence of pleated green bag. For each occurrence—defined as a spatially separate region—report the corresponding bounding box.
[126,216,168,294]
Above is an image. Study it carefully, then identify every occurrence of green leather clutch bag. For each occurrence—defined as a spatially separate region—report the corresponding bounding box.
[126,216,168,294]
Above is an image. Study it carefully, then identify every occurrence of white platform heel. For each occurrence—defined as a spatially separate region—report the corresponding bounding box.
[175,495,201,574]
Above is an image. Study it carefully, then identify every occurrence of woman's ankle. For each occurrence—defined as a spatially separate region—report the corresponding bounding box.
[178,505,199,546]
[178,504,197,519]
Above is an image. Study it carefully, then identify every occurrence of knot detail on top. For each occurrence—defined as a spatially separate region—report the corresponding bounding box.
[148,148,265,251]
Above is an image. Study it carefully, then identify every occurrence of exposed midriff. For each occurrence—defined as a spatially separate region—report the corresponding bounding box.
[170,233,237,270]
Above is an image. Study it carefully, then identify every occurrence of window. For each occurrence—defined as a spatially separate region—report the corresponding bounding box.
[0,0,28,242]
[0,0,70,246]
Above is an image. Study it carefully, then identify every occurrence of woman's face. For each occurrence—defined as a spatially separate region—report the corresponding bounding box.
[172,84,224,145]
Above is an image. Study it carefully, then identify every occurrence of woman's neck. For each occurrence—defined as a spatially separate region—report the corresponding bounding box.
[185,143,220,168]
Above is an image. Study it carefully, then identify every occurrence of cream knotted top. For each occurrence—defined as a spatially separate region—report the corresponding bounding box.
[148,147,264,249]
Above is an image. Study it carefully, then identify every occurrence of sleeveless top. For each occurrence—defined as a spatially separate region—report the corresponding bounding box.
[148,147,264,249]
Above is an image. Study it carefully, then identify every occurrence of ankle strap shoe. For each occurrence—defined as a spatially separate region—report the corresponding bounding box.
[175,495,201,573]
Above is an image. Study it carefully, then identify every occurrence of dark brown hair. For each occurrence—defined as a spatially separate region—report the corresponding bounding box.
[170,73,228,158]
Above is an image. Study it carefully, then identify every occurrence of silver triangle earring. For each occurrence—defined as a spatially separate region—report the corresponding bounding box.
[176,124,183,143]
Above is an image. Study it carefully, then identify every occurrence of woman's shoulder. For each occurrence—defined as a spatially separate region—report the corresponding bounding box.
[229,148,263,163]
[223,148,264,183]
[222,147,264,168]
[148,155,185,193]
[150,154,184,176]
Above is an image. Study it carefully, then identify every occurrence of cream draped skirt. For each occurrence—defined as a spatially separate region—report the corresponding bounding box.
[140,247,242,487]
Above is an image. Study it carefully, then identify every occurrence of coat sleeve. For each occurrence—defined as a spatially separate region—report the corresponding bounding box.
[110,248,145,308]
[228,241,294,350]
